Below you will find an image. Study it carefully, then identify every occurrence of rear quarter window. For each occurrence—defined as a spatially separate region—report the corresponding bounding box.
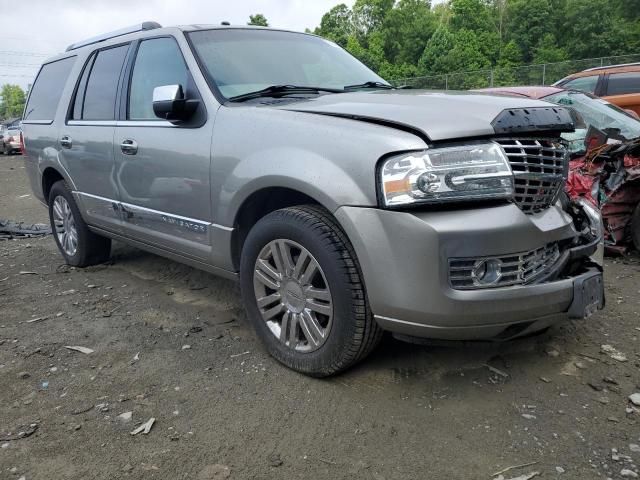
[606,72,640,96]
[80,44,129,120]
[561,75,599,94]
[24,56,76,122]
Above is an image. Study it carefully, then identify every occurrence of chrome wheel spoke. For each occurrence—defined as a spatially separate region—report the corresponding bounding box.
[280,311,291,342]
[255,259,281,290]
[305,299,332,317]
[288,313,299,347]
[277,240,295,276]
[292,250,309,279]
[299,310,324,347]
[257,292,281,308]
[305,286,331,302]
[299,259,318,285]
[263,302,284,320]
[254,239,333,353]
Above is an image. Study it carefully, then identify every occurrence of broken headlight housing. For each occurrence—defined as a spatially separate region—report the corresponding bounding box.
[380,143,514,207]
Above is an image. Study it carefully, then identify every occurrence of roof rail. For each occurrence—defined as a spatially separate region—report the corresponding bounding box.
[65,22,162,52]
[583,62,640,72]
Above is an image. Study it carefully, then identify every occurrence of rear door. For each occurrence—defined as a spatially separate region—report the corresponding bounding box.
[602,71,640,116]
[113,36,213,261]
[58,43,131,232]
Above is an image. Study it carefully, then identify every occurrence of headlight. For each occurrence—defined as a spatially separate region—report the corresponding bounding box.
[380,143,514,207]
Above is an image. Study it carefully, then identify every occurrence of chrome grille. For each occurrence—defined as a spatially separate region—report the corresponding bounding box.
[495,138,568,214]
[449,243,562,290]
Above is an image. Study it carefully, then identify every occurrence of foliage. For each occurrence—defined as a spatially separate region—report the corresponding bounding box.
[0,84,26,119]
[248,14,269,27]
[312,0,640,82]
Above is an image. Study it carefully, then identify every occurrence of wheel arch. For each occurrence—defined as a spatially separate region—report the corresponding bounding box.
[230,186,325,271]
[41,167,66,205]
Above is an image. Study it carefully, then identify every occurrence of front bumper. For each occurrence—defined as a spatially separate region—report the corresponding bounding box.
[335,202,603,341]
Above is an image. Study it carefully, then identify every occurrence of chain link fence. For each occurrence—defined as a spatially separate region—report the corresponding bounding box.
[393,54,640,90]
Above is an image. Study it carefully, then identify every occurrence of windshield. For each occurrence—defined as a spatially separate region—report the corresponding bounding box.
[544,91,640,153]
[187,29,389,99]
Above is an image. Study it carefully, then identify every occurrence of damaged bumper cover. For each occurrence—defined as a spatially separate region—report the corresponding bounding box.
[336,200,604,341]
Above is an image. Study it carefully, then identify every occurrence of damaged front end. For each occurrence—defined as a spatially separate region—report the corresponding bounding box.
[566,137,640,254]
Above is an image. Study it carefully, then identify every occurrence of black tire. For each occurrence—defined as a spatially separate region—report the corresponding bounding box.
[632,203,640,252]
[48,180,111,267]
[240,205,382,377]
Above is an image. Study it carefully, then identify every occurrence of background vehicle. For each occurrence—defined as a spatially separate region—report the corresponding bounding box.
[22,23,604,376]
[554,63,640,116]
[478,86,640,253]
[477,86,640,153]
[2,124,22,155]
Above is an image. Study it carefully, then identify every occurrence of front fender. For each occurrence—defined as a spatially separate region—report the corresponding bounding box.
[211,106,427,226]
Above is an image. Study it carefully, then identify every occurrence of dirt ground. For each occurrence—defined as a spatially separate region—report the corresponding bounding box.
[1,154,639,480]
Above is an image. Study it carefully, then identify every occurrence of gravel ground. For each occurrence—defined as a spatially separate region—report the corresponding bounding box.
[1,154,640,480]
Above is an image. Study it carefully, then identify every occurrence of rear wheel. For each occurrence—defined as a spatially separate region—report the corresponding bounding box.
[632,203,640,252]
[48,181,111,267]
[240,205,382,377]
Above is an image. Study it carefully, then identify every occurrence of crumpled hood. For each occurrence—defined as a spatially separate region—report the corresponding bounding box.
[272,89,568,141]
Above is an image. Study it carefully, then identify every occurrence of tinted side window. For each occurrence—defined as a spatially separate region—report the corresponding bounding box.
[71,53,96,120]
[82,45,129,120]
[562,75,599,94]
[128,37,188,120]
[24,56,76,122]
[606,72,640,96]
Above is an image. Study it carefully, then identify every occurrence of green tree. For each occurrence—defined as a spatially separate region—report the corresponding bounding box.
[380,0,435,66]
[248,14,269,27]
[493,40,522,86]
[532,34,568,64]
[315,4,353,47]
[0,84,26,119]
[311,0,640,87]
[419,26,455,74]
[351,0,395,38]
[505,0,553,63]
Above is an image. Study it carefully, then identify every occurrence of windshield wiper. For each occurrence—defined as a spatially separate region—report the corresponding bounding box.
[228,85,344,103]
[343,81,395,91]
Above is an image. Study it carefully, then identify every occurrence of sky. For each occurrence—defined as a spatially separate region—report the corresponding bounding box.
[0,0,356,90]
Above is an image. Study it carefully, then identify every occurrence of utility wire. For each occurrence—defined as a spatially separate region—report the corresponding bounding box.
[0,50,51,57]
[0,63,40,68]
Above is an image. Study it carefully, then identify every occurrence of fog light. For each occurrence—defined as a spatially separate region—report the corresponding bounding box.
[472,258,502,285]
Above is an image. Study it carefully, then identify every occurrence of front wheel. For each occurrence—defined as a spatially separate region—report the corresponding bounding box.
[48,180,112,267]
[240,205,382,377]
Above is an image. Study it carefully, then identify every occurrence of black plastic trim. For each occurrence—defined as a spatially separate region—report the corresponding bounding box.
[492,107,575,135]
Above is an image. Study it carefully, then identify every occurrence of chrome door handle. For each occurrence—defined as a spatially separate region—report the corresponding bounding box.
[60,136,72,149]
[120,139,138,155]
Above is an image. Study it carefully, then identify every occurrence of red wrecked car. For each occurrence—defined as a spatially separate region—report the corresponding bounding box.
[478,86,640,254]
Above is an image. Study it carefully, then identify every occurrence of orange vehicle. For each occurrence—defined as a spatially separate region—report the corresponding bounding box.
[554,63,640,116]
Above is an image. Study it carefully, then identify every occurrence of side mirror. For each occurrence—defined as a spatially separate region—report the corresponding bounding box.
[152,84,199,122]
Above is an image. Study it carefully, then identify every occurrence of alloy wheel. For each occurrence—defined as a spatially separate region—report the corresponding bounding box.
[253,239,333,353]
[52,196,78,257]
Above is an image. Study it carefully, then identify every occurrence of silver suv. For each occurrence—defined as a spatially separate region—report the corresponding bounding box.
[23,23,604,376]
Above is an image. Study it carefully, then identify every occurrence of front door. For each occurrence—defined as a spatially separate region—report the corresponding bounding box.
[114,36,214,261]
[59,43,132,232]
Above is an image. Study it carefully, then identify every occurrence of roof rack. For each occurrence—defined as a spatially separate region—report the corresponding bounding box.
[583,62,640,72]
[65,22,162,52]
